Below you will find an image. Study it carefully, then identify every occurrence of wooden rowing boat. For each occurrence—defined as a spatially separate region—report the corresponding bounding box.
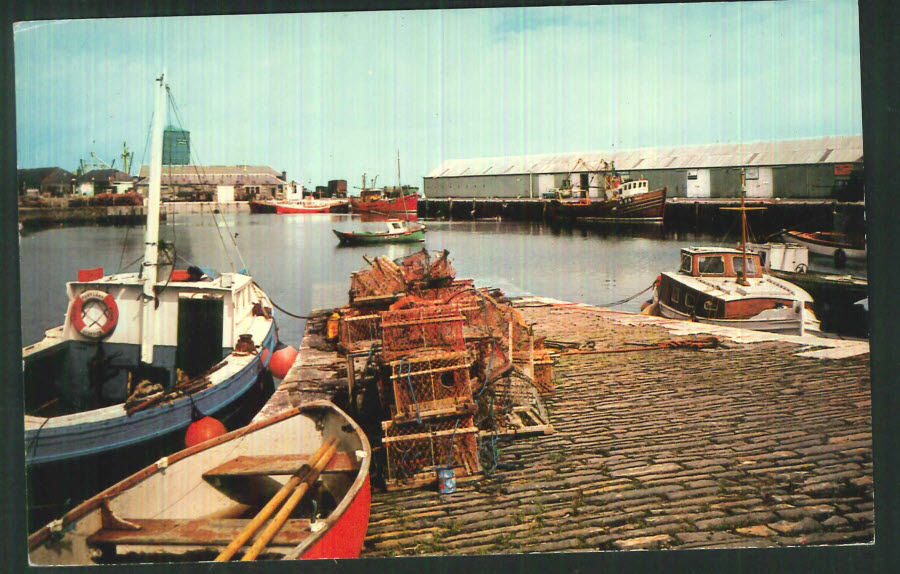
[28,400,372,564]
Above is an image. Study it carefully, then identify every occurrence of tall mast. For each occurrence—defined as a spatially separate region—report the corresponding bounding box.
[397,149,408,222]
[738,168,749,286]
[141,72,166,365]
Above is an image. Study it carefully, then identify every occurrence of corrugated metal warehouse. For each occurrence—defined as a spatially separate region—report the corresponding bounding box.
[423,136,863,200]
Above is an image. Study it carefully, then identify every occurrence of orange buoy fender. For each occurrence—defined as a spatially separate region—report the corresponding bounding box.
[70,290,119,339]
[185,416,227,447]
[260,346,272,368]
[640,300,651,312]
[269,343,298,380]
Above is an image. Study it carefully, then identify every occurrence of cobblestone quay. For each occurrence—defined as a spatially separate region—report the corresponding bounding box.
[361,300,873,555]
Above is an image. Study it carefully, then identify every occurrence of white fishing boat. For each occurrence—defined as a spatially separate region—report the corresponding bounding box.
[23,73,277,467]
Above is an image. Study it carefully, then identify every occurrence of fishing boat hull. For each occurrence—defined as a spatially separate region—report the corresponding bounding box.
[28,401,372,565]
[274,202,331,214]
[24,325,276,466]
[656,299,817,335]
[550,187,667,221]
[249,200,277,214]
[781,231,866,261]
[333,227,426,246]
[350,193,418,214]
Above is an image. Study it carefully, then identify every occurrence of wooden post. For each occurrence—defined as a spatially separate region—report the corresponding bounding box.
[346,354,356,399]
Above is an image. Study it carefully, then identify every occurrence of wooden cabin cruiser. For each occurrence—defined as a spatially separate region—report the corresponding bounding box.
[28,401,372,564]
[652,246,822,336]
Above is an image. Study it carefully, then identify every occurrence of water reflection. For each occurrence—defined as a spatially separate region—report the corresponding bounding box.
[19,214,867,347]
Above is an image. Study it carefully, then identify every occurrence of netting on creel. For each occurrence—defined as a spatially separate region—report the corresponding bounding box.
[388,351,474,419]
[382,415,481,482]
[474,369,548,432]
[338,312,382,351]
[381,305,466,360]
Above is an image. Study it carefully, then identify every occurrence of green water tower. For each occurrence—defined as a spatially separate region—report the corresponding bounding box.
[163,126,190,165]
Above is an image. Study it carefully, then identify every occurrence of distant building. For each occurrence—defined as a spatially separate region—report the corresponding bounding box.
[162,126,191,165]
[424,136,864,201]
[135,165,289,202]
[17,167,76,197]
[75,169,135,197]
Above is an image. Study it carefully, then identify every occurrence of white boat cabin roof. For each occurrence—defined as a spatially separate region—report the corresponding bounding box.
[682,246,746,256]
[69,271,252,292]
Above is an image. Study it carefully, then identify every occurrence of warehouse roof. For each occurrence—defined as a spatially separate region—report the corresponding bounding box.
[426,136,864,178]
[136,165,286,186]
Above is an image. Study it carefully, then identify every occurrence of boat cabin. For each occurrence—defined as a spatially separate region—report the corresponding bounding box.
[746,242,808,273]
[23,269,266,417]
[678,247,763,280]
[387,220,408,232]
[612,179,649,198]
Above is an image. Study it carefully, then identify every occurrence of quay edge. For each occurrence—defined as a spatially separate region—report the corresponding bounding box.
[260,298,872,555]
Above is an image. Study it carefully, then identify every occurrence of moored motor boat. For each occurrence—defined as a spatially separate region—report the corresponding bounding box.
[651,170,822,337]
[349,188,418,215]
[333,219,427,246]
[274,200,332,214]
[23,74,278,525]
[781,230,866,266]
[747,242,868,307]
[28,400,372,564]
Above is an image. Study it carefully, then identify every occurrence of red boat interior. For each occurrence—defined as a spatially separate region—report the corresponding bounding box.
[85,451,363,562]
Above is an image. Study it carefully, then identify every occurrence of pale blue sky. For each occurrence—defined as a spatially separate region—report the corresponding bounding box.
[14,1,862,190]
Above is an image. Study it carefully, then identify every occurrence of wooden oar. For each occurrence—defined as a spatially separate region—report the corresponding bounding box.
[214,437,339,562]
[240,437,341,561]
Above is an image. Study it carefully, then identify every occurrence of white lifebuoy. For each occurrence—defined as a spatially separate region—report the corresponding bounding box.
[69,290,119,339]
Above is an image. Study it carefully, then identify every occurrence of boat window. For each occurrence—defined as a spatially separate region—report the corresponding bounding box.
[680,254,692,273]
[670,285,680,304]
[698,256,725,274]
[732,256,758,276]
[685,293,696,308]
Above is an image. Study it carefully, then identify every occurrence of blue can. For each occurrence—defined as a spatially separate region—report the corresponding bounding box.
[437,468,456,494]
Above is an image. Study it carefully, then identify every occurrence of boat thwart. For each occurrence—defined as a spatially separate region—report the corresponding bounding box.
[28,401,372,564]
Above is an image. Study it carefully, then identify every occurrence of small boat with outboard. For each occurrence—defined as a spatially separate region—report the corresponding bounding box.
[333,219,426,246]
[28,400,372,564]
[780,230,866,267]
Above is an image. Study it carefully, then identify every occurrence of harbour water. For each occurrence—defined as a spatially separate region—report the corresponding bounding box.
[19,213,868,348]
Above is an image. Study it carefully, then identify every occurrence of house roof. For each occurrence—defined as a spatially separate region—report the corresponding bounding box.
[426,136,864,178]
[17,167,76,186]
[76,169,134,184]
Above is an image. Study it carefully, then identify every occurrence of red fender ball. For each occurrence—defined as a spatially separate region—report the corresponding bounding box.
[185,416,227,447]
[260,346,271,367]
[269,345,298,380]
